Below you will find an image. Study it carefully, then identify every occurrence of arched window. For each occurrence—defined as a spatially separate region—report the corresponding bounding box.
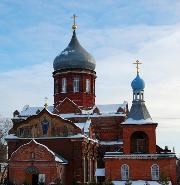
[41,118,49,136]
[131,131,148,153]
[61,78,67,93]
[151,164,159,180]
[121,164,129,180]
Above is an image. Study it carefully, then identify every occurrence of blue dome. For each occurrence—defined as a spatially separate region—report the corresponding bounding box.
[131,74,145,91]
[53,30,96,71]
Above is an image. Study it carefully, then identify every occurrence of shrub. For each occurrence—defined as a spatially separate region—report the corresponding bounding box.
[125,179,132,185]
[103,179,114,185]
[158,172,170,185]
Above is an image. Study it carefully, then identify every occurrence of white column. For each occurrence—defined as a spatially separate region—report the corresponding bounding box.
[95,159,97,183]
[89,158,92,182]
[135,92,137,100]
[83,157,86,183]
[87,157,89,183]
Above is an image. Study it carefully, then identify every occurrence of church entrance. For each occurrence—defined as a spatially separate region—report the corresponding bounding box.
[32,174,39,185]
[25,166,40,185]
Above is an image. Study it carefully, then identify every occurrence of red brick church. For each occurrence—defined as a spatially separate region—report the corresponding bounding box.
[6,18,177,185]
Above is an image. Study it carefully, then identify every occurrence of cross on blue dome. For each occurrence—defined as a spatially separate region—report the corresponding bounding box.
[131,60,145,91]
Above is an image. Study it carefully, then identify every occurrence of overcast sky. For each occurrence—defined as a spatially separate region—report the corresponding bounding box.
[0,0,180,155]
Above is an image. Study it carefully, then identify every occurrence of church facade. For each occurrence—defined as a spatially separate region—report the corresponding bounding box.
[6,20,177,185]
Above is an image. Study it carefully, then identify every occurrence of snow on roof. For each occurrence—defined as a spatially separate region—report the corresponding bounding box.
[96,103,125,114]
[5,134,18,139]
[20,106,54,117]
[10,139,68,164]
[5,133,85,140]
[60,113,126,119]
[99,140,123,145]
[112,180,172,185]
[32,139,67,163]
[5,134,99,143]
[95,168,105,176]
[18,102,127,117]
[104,152,176,159]
[75,119,91,133]
[123,118,157,125]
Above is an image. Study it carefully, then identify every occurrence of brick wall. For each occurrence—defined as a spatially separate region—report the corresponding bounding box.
[53,70,96,109]
[122,124,157,154]
[105,157,177,184]
[8,140,66,185]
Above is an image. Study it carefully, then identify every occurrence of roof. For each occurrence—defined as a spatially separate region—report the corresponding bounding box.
[5,133,97,141]
[74,118,91,133]
[20,105,54,117]
[124,118,156,124]
[15,102,127,118]
[127,101,151,121]
[104,152,176,159]
[96,103,127,114]
[99,140,123,145]
[10,139,68,164]
[53,30,96,71]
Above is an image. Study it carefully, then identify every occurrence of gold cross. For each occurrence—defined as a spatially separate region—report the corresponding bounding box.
[133,60,142,74]
[71,14,78,30]
[44,97,48,109]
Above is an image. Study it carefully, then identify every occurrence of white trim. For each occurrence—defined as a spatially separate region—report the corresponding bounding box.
[61,78,67,93]
[151,164,159,180]
[73,77,80,92]
[104,153,176,159]
[121,164,129,180]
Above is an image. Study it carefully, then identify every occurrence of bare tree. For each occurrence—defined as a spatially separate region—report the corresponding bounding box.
[0,118,12,162]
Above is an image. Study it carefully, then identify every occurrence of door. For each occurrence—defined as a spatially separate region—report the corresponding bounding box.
[32,174,38,185]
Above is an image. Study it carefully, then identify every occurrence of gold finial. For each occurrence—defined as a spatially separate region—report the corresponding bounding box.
[133,60,142,74]
[71,14,78,30]
[44,97,48,109]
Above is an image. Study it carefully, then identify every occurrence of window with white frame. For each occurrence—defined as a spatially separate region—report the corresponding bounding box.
[86,79,91,93]
[73,77,79,92]
[151,164,159,180]
[61,78,67,93]
[121,164,129,180]
[38,174,45,184]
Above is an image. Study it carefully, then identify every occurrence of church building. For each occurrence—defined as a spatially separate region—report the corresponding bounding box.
[5,16,177,185]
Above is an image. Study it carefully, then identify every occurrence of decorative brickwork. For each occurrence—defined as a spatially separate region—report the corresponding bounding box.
[9,140,65,185]
[53,69,96,110]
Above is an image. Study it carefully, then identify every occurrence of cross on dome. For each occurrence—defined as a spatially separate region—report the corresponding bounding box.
[131,60,145,92]
[133,60,142,74]
[71,14,78,30]
[44,97,48,109]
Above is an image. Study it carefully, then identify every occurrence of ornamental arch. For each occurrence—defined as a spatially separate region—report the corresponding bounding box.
[130,131,149,154]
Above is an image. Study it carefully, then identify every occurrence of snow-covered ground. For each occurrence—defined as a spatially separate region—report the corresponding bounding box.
[112,180,172,185]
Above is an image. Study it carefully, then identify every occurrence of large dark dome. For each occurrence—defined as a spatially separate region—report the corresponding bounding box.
[53,30,96,71]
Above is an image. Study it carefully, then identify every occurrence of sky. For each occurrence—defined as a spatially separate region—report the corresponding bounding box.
[0,0,180,155]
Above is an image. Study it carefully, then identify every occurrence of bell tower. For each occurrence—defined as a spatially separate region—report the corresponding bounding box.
[53,15,96,110]
[122,60,157,154]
